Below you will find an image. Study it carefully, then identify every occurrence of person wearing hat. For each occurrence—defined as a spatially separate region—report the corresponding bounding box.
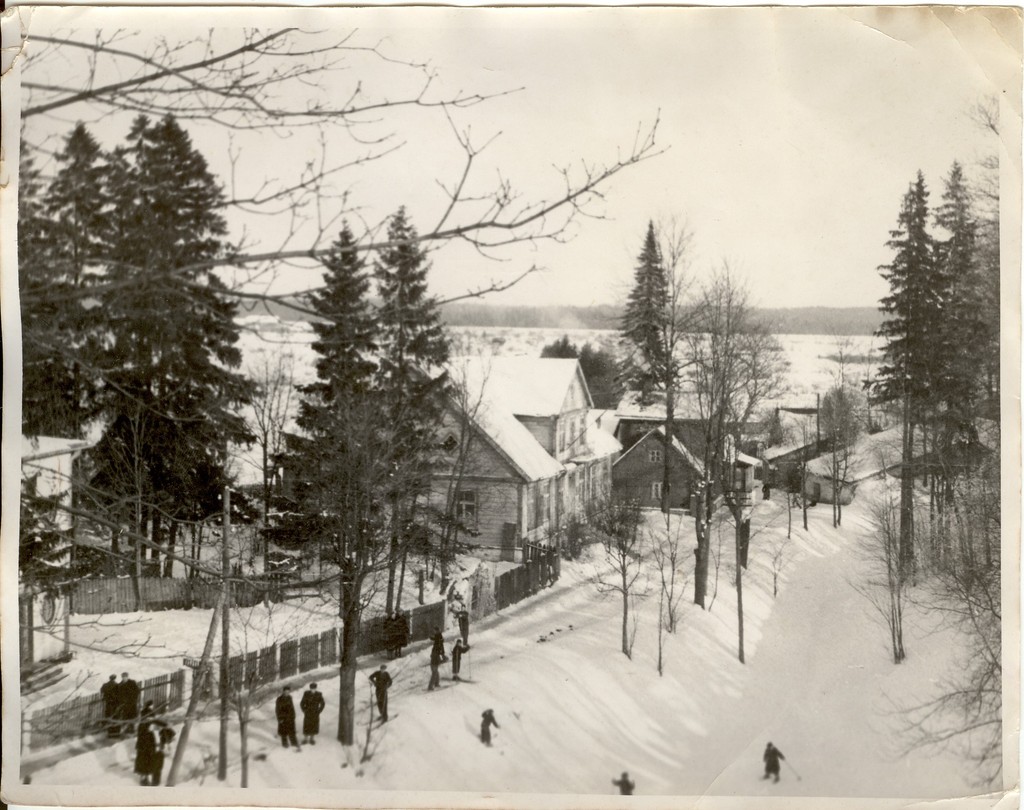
[369,665,393,722]
[612,771,635,795]
[300,682,325,744]
[100,674,119,737]
[275,685,300,751]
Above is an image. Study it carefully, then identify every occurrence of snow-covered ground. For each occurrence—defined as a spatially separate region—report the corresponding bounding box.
[22,478,1005,806]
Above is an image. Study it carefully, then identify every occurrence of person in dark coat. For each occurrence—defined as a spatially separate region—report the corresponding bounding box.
[275,685,300,750]
[427,628,446,691]
[300,683,325,744]
[100,674,119,737]
[140,700,156,722]
[149,725,175,786]
[451,638,470,681]
[133,721,157,785]
[369,665,393,722]
[612,772,635,795]
[118,672,141,733]
[480,709,499,746]
[454,604,470,646]
[392,611,410,658]
[762,742,785,782]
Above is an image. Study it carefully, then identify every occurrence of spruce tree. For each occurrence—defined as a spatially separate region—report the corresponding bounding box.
[621,221,668,399]
[873,171,939,570]
[934,162,983,422]
[294,223,387,745]
[375,207,451,606]
[21,126,107,437]
[92,114,252,575]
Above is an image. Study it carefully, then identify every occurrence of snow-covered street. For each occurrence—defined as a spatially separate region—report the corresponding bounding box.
[28,481,1000,804]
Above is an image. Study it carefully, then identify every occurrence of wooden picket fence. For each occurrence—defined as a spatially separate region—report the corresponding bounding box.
[188,600,444,699]
[70,577,279,614]
[26,670,185,752]
[493,548,560,611]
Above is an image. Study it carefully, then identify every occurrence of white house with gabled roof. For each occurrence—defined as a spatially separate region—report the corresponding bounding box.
[429,356,620,562]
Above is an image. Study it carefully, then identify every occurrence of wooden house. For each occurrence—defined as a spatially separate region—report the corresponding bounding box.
[611,426,704,510]
[20,436,93,668]
[429,357,621,562]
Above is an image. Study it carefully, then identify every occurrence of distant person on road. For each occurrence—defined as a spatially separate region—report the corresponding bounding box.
[427,627,446,691]
[451,638,470,681]
[612,771,635,795]
[369,665,393,722]
[100,674,119,737]
[762,742,785,782]
[117,672,141,733]
[480,709,499,746]
[275,685,300,751]
[300,682,325,744]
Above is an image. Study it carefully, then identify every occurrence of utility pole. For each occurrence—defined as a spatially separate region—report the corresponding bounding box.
[218,486,231,781]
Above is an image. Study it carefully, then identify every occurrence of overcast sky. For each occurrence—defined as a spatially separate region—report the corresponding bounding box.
[13,6,1020,311]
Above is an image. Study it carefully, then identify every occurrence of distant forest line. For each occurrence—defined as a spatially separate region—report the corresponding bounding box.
[247,299,883,336]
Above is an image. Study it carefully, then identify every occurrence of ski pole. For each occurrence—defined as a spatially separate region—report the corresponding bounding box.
[786,760,802,781]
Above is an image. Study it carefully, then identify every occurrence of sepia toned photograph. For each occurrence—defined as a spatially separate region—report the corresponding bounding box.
[1,5,1020,809]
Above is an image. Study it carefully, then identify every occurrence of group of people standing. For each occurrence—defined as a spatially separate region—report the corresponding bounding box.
[275,683,326,750]
[100,672,141,738]
[384,611,411,659]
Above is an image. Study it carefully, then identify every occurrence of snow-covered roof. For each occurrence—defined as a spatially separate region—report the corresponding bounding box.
[615,389,705,421]
[589,408,620,438]
[580,410,622,459]
[481,357,591,417]
[614,426,705,475]
[22,435,94,463]
[735,451,761,467]
[806,425,908,481]
[764,410,819,460]
[447,358,563,482]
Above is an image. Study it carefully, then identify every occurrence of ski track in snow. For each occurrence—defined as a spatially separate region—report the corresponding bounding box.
[29,482,993,802]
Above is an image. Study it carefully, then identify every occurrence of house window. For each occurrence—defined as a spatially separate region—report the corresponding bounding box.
[651,481,663,500]
[442,434,459,454]
[648,446,663,463]
[456,490,478,527]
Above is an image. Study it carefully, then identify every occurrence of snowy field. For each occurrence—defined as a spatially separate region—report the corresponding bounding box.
[22,478,1005,805]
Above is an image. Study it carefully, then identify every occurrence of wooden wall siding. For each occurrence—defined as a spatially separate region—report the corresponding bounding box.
[436,409,518,480]
[426,478,521,561]
[613,441,699,510]
[518,415,556,456]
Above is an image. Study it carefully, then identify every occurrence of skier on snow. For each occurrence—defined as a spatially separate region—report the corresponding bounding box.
[480,709,499,746]
[762,742,785,783]
[427,627,446,691]
[612,772,635,795]
[451,638,470,681]
[369,665,393,722]
[453,601,470,645]
[275,685,301,751]
[300,682,325,744]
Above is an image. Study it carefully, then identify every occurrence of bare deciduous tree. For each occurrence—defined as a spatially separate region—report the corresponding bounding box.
[591,496,645,659]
